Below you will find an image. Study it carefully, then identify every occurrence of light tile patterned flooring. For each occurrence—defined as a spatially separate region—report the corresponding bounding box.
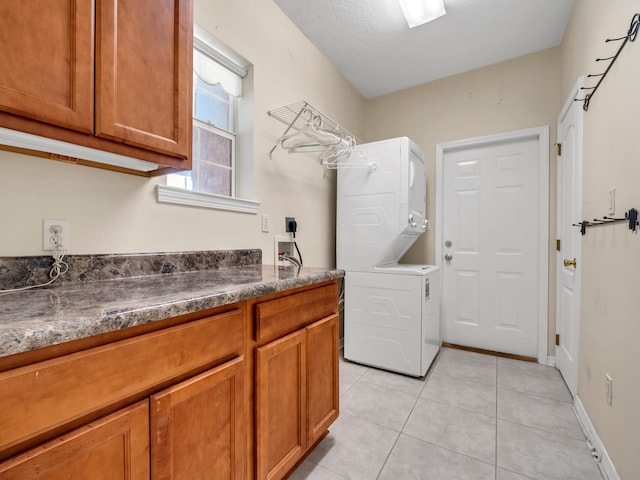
[289,347,603,480]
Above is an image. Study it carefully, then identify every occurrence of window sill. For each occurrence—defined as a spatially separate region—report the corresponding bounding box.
[156,185,260,214]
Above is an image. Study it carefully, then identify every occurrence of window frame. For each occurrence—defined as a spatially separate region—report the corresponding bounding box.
[157,25,259,215]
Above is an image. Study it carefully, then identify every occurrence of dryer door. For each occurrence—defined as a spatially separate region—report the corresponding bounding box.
[408,146,427,219]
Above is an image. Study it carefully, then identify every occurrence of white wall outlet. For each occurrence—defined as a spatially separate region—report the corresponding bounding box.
[261,214,271,233]
[605,374,613,405]
[43,219,70,251]
[608,188,616,215]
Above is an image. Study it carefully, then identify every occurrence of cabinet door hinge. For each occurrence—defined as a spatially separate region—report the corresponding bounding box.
[555,334,560,346]
[556,239,561,251]
[557,143,562,156]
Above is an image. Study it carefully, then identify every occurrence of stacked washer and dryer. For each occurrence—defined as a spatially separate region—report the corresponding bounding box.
[337,137,441,377]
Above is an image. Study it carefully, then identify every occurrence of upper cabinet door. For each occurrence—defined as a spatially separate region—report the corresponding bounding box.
[0,1,94,133]
[95,0,192,158]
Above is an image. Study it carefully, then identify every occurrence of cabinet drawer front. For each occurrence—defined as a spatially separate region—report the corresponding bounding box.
[255,283,338,343]
[0,308,243,457]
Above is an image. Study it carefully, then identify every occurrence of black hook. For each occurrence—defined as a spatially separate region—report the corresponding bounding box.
[628,13,640,41]
[627,208,638,231]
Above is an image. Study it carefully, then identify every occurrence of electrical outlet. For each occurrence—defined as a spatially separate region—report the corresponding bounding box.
[285,216,296,233]
[43,219,70,251]
[605,374,613,405]
[261,214,271,233]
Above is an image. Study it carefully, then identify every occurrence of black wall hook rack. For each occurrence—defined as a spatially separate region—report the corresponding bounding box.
[575,13,640,111]
[573,208,639,235]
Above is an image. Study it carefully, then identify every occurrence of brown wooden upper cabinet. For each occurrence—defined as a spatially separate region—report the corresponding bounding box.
[0,0,193,175]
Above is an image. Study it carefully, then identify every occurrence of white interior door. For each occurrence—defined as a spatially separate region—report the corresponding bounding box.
[439,131,547,358]
[556,80,583,397]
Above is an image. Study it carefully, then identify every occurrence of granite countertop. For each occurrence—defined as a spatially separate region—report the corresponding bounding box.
[0,251,343,359]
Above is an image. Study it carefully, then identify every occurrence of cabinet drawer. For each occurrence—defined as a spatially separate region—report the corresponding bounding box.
[255,282,338,343]
[0,308,244,458]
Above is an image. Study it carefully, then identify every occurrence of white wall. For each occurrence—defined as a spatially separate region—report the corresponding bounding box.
[561,1,640,478]
[0,0,366,268]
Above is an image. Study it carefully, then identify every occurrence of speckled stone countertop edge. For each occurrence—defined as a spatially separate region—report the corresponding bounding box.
[0,265,344,359]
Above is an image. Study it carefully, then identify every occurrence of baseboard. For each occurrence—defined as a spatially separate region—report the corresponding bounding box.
[574,395,620,480]
[547,356,556,367]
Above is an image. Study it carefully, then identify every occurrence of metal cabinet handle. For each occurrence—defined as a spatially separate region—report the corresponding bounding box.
[563,258,577,268]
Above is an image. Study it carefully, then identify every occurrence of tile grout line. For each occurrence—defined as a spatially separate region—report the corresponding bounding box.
[375,349,444,480]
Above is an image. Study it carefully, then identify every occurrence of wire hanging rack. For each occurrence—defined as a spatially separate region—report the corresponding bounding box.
[267,101,374,169]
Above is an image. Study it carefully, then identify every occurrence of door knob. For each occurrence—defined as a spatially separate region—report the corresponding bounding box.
[563,258,577,268]
[444,253,453,262]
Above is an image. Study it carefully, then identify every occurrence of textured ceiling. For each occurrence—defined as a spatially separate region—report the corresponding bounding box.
[273,0,574,99]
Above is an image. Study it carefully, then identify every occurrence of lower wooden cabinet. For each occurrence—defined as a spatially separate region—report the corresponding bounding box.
[0,357,246,480]
[0,401,150,480]
[255,314,339,480]
[0,280,340,480]
[150,356,246,480]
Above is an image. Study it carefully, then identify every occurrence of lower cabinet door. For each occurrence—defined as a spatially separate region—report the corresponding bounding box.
[0,401,150,480]
[256,329,307,480]
[150,356,246,480]
[306,314,340,445]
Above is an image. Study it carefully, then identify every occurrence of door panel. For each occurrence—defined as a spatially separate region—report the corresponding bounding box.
[455,271,479,326]
[150,357,246,480]
[0,401,149,480]
[306,315,339,445]
[556,82,583,396]
[96,0,192,158]
[256,330,306,480]
[0,1,94,133]
[442,136,540,357]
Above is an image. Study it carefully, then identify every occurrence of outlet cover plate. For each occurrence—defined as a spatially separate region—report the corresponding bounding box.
[43,219,70,251]
[285,217,296,232]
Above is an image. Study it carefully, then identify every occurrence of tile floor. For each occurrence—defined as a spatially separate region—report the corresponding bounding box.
[289,347,603,480]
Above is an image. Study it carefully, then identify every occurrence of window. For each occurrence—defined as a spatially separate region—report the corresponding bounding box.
[159,25,259,214]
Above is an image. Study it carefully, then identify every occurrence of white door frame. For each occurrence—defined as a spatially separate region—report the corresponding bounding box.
[435,126,550,364]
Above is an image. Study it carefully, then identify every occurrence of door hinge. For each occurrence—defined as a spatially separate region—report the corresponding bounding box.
[555,334,560,346]
[557,143,562,156]
[556,239,561,251]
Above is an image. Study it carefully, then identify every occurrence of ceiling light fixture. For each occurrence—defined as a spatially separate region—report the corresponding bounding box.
[398,0,446,28]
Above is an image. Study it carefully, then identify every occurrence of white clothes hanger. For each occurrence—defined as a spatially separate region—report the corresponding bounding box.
[279,111,342,151]
[320,137,376,170]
